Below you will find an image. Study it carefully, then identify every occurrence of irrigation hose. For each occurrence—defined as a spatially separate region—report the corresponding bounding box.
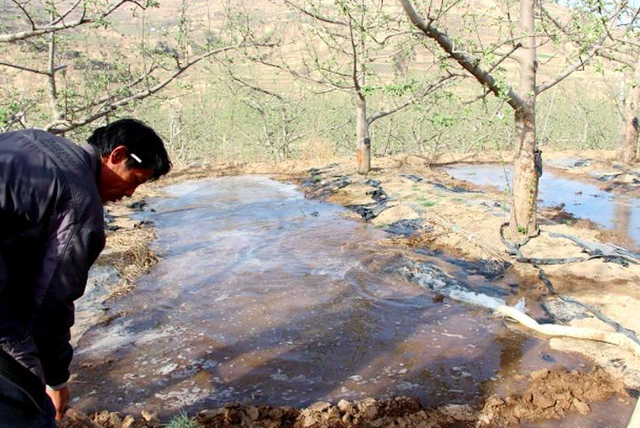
[495,305,640,428]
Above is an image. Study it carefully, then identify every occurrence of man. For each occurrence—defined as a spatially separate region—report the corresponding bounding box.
[0,119,171,427]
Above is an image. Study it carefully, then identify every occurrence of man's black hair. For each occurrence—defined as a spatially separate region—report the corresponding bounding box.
[87,118,172,180]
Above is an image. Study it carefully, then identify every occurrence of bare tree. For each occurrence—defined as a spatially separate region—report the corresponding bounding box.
[591,5,640,162]
[0,0,262,134]
[399,0,625,237]
[260,0,456,173]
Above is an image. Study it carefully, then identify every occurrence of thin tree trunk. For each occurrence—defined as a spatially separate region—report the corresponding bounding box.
[509,0,540,237]
[47,32,63,124]
[617,57,640,163]
[356,93,371,174]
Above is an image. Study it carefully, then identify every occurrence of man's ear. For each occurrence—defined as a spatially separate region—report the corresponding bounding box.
[107,145,129,165]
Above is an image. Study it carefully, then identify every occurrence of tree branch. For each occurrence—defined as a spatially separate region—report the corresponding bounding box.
[598,50,635,67]
[368,74,455,125]
[282,0,348,26]
[10,0,37,30]
[50,0,85,25]
[45,45,242,133]
[398,0,524,111]
[0,0,137,43]
[0,60,67,75]
[536,1,627,94]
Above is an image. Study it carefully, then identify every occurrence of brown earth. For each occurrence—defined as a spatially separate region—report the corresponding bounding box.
[73,150,640,427]
[59,367,629,428]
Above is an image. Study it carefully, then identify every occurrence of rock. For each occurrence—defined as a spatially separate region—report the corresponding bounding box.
[309,401,331,412]
[326,406,341,421]
[360,402,378,419]
[573,398,591,415]
[122,415,136,428]
[198,408,225,421]
[514,374,527,382]
[484,396,504,408]
[141,410,159,423]
[477,413,493,426]
[103,412,123,428]
[338,399,353,414]
[300,414,317,428]
[246,406,260,421]
[532,394,556,409]
[224,407,241,424]
[530,369,550,381]
[439,404,476,421]
[269,407,284,419]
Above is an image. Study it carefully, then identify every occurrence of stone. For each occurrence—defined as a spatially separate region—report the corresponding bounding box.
[198,408,225,421]
[326,406,341,421]
[300,414,317,428]
[108,413,123,428]
[141,410,160,423]
[533,394,556,409]
[484,396,504,408]
[439,404,476,421]
[338,399,353,414]
[246,406,260,421]
[309,401,331,412]
[122,415,136,428]
[573,398,591,415]
[360,403,378,419]
[530,369,550,381]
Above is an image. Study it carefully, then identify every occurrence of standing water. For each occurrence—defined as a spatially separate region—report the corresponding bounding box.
[445,164,640,248]
[71,176,630,425]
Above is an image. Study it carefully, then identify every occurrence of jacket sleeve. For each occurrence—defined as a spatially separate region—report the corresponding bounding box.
[32,218,105,387]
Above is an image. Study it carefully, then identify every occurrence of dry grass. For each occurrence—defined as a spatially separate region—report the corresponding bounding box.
[100,224,158,298]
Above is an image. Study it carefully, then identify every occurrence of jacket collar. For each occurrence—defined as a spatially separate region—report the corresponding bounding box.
[81,144,102,185]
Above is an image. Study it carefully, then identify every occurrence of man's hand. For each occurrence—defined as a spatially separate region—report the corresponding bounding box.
[46,385,70,420]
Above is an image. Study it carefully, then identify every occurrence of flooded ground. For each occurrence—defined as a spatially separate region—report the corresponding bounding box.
[71,175,633,425]
[444,163,640,248]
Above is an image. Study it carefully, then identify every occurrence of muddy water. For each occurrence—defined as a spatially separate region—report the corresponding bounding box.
[71,176,629,423]
[445,163,640,248]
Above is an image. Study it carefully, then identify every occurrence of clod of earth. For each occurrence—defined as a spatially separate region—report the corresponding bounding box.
[477,367,628,427]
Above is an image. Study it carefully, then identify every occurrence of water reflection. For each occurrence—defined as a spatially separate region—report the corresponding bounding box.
[445,164,640,247]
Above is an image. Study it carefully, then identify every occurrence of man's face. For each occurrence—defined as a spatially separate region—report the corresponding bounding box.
[99,145,155,204]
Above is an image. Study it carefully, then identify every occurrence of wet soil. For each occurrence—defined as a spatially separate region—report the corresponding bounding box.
[60,367,629,427]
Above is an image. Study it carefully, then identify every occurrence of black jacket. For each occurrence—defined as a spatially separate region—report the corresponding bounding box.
[0,129,105,388]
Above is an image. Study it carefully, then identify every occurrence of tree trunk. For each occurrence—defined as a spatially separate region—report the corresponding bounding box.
[356,94,371,174]
[617,59,640,163]
[509,0,540,237]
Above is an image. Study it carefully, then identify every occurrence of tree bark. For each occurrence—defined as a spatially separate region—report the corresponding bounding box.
[47,32,63,124]
[356,93,371,174]
[617,58,640,163]
[509,0,540,237]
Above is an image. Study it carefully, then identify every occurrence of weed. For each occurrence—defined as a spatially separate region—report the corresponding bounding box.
[419,200,437,207]
[165,413,199,428]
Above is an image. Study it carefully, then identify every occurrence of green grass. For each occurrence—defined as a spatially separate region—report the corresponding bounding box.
[165,414,199,428]
[418,199,437,207]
